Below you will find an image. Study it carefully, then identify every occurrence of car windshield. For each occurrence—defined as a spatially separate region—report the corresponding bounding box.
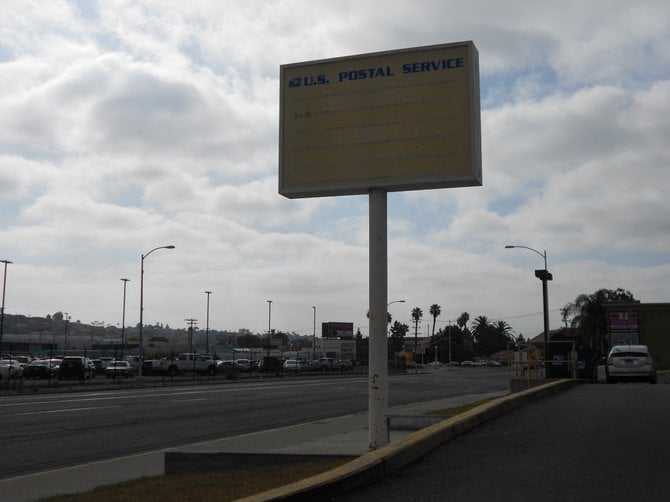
[612,352,646,358]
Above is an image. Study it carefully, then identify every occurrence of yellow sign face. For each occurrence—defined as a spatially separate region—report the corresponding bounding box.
[279,41,481,198]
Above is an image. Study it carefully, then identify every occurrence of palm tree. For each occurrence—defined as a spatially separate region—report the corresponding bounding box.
[493,320,513,353]
[471,315,489,336]
[456,312,470,331]
[471,315,491,356]
[563,288,636,352]
[411,307,423,331]
[493,320,512,338]
[429,304,441,337]
[411,307,423,371]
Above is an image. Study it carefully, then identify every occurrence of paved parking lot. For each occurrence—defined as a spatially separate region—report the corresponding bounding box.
[336,382,670,501]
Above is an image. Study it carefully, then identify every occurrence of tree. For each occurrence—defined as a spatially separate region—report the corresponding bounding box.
[471,315,489,338]
[563,288,637,352]
[389,321,409,355]
[411,307,423,338]
[493,320,512,339]
[272,331,289,348]
[355,328,368,365]
[437,323,474,363]
[456,312,470,331]
[493,320,513,353]
[429,304,441,337]
[237,333,262,348]
[471,315,489,355]
[471,316,509,357]
[411,307,423,366]
[366,310,392,323]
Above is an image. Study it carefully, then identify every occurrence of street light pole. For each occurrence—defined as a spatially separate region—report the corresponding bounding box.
[505,245,552,374]
[448,320,453,367]
[139,245,175,381]
[312,305,316,360]
[63,313,70,355]
[386,300,405,328]
[205,291,212,354]
[264,300,273,359]
[120,278,130,359]
[0,259,12,358]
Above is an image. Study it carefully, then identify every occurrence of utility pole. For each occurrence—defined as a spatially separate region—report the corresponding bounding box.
[204,291,212,354]
[185,318,198,352]
[0,260,12,358]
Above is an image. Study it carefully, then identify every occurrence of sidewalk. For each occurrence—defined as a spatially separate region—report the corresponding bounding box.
[0,391,507,502]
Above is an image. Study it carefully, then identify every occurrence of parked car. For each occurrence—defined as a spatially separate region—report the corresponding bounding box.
[319,357,335,370]
[105,360,134,378]
[307,359,322,371]
[217,360,239,377]
[124,356,142,372]
[58,356,96,380]
[0,363,11,381]
[283,359,307,372]
[159,353,218,376]
[3,355,32,367]
[142,359,162,375]
[0,359,24,379]
[606,344,657,384]
[234,359,252,372]
[90,359,106,375]
[24,358,60,379]
[258,356,283,374]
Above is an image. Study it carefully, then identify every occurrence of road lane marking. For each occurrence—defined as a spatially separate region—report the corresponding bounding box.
[0,375,446,412]
[15,405,121,416]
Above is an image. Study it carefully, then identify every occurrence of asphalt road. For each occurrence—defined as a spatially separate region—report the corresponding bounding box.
[0,367,508,479]
[337,382,670,502]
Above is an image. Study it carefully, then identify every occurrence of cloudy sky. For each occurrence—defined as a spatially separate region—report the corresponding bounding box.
[1,0,669,340]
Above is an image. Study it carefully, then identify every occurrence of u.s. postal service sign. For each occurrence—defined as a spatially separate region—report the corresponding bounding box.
[279,41,481,198]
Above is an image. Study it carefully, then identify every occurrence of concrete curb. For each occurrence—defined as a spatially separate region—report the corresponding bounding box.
[236,379,577,501]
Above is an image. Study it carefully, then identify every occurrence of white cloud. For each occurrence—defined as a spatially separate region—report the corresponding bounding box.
[1,0,670,340]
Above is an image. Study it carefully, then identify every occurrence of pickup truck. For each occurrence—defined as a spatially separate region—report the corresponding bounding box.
[160,353,218,376]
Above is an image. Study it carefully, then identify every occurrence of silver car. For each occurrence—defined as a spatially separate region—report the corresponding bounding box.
[0,359,24,379]
[105,360,134,378]
[606,344,656,384]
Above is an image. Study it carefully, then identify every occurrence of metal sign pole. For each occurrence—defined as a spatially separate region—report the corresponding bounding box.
[368,189,388,449]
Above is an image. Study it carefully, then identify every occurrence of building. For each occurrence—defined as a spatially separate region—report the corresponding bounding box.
[604,302,670,370]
